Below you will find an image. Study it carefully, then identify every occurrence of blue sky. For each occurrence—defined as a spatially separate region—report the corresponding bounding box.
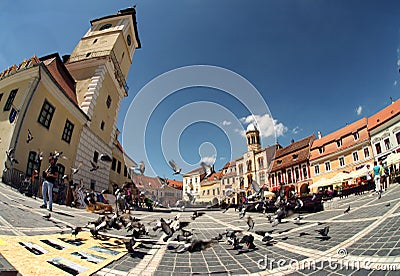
[1,1,399,179]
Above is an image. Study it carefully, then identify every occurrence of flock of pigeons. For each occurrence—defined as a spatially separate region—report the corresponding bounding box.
[40,184,335,257]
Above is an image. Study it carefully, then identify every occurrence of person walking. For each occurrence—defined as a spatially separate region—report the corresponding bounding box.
[40,155,59,211]
[373,161,382,193]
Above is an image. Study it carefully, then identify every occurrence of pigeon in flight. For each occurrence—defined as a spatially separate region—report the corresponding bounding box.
[71,226,83,239]
[26,129,33,143]
[71,162,83,175]
[90,160,99,172]
[160,218,174,242]
[200,162,214,178]
[344,205,350,214]
[168,160,181,175]
[99,154,113,162]
[6,148,18,164]
[134,161,145,175]
[186,192,196,204]
[251,180,262,196]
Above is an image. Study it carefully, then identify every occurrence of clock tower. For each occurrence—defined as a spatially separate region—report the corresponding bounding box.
[65,7,141,190]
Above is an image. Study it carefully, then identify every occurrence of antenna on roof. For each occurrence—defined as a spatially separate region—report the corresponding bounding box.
[390,97,394,104]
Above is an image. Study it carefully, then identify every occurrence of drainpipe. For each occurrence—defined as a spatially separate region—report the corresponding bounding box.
[12,65,41,152]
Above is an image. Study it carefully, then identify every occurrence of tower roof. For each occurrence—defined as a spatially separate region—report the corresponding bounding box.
[246,123,258,132]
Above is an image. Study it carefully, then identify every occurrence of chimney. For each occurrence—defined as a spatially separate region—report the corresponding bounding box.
[291,138,295,144]
[317,131,322,139]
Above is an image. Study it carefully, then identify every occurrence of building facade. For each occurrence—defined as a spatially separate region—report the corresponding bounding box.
[269,134,315,195]
[309,118,373,192]
[368,99,400,161]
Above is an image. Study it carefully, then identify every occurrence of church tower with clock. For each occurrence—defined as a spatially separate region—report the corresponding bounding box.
[65,7,141,190]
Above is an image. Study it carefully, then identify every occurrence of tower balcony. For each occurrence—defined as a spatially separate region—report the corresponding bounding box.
[68,50,129,95]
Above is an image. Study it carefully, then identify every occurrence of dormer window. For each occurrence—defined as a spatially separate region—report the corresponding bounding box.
[292,154,298,160]
[353,132,359,140]
[277,160,282,166]
[336,139,342,148]
[318,147,325,154]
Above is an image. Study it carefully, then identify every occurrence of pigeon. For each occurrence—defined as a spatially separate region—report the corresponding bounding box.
[99,154,112,162]
[294,198,304,210]
[186,192,196,204]
[344,206,350,214]
[378,191,382,199]
[239,234,256,249]
[385,203,391,207]
[175,239,218,253]
[6,148,18,164]
[160,218,174,242]
[168,160,181,175]
[71,226,83,239]
[124,237,136,253]
[71,162,83,174]
[315,226,330,237]
[136,161,145,175]
[26,129,33,143]
[256,231,274,243]
[200,162,214,178]
[239,207,246,219]
[43,213,51,220]
[191,211,205,220]
[247,216,254,231]
[90,160,99,172]
[251,180,261,196]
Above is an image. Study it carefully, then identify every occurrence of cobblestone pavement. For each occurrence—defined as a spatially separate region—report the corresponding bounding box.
[0,182,400,275]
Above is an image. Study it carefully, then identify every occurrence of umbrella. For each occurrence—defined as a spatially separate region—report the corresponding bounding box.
[345,169,367,180]
[263,191,275,197]
[309,178,330,189]
[329,172,350,185]
[387,152,400,166]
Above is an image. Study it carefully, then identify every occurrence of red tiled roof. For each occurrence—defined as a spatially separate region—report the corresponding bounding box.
[201,171,223,184]
[167,179,183,189]
[40,53,78,106]
[116,141,124,153]
[312,118,368,148]
[368,99,400,130]
[310,118,369,161]
[183,167,204,176]
[131,174,162,189]
[270,135,315,172]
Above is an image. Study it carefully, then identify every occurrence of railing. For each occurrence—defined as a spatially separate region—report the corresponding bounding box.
[68,50,129,94]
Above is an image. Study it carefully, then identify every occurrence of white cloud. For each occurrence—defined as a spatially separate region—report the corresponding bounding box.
[235,128,246,137]
[394,80,398,86]
[201,155,216,164]
[222,120,231,126]
[292,126,302,134]
[240,113,288,138]
[356,105,363,116]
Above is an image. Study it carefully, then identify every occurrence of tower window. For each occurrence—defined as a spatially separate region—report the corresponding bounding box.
[86,53,91,58]
[127,34,132,46]
[4,89,18,111]
[0,93,3,102]
[93,151,99,163]
[62,119,74,143]
[93,39,98,44]
[38,99,55,129]
[99,23,112,31]
[106,95,112,108]
[100,121,105,130]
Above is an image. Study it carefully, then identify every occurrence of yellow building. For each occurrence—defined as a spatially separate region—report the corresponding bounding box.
[0,54,87,185]
[309,118,373,192]
[1,7,141,193]
[198,172,222,204]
